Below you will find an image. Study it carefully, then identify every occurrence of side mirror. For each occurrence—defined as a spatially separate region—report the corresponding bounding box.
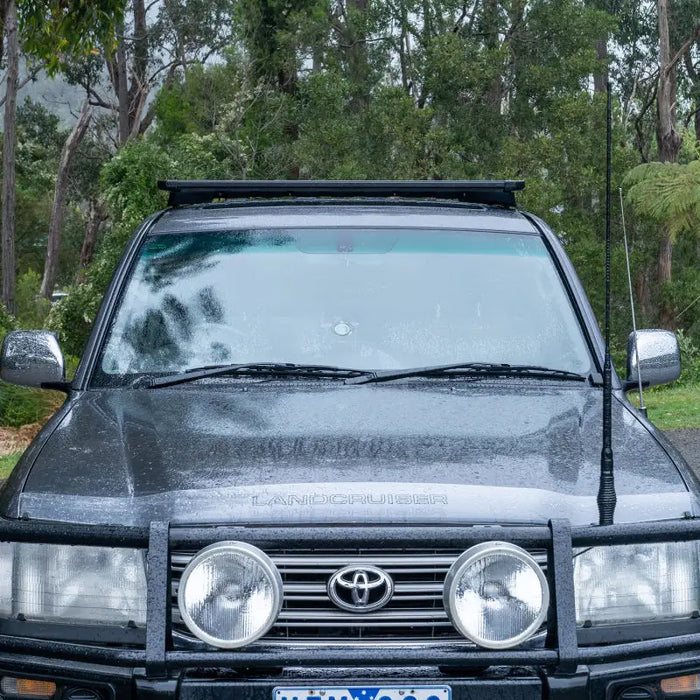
[626,329,681,388]
[0,330,65,389]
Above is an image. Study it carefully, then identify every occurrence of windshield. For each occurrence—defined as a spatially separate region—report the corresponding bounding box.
[94,227,592,384]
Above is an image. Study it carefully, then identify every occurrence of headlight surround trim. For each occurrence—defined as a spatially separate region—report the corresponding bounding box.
[443,541,549,649]
[177,541,283,649]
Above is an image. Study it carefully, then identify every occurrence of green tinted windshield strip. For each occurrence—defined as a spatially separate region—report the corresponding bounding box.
[141,229,549,258]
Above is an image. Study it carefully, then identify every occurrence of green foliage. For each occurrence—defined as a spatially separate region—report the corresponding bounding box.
[47,283,100,358]
[638,383,700,430]
[15,270,51,328]
[0,305,16,344]
[48,140,168,355]
[101,141,171,231]
[0,453,22,479]
[677,330,700,385]
[19,0,126,75]
[0,384,54,428]
[624,160,700,242]
[12,97,93,293]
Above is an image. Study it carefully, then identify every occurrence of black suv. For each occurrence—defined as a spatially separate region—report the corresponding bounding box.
[0,180,697,700]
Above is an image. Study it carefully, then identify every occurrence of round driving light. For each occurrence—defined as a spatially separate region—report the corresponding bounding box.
[178,541,283,648]
[444,541,549,649]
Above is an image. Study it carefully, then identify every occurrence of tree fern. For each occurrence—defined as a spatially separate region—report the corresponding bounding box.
[623,160,700,242]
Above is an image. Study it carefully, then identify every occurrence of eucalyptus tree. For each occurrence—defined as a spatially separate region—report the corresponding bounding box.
[1,0,125,313]
[62,0,236,147]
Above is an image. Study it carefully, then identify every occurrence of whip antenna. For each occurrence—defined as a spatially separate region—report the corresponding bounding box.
[619,186,646,417]
[597,81,617,526]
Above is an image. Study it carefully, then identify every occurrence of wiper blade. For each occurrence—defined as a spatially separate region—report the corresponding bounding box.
[144,362,370,388]
[345,362,589,385]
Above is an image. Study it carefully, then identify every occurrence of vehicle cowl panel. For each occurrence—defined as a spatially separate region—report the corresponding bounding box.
[9,382,693,526]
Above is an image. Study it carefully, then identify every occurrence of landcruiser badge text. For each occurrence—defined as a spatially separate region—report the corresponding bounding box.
[251,493,449,506]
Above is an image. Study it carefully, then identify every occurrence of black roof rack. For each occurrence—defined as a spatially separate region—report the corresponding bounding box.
[157,179,525,207]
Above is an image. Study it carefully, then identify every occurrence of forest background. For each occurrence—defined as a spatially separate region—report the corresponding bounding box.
[0,0,698,447]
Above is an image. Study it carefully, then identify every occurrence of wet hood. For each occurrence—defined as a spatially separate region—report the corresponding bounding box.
[9,381,693,526]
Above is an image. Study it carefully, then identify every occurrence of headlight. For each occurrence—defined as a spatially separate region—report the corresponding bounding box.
[574,542,700,626]
[0,543,147,626]
[178,541,283,648]
[443,542,549,649]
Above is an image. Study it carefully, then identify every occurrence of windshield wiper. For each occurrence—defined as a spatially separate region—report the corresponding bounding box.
[143,362,371,389]
[345,362,590,385]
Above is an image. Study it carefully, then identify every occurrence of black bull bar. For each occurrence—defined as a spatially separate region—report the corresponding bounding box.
[0,517,700,678]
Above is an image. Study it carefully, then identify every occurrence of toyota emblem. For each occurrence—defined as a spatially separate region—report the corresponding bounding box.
[327,565,394,613]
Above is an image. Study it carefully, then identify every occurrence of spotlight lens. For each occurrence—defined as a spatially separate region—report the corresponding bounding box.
[178,542,282,648]
[444,542,548,649]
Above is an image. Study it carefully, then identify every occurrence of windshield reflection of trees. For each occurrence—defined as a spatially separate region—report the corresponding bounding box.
[118,230,292,374]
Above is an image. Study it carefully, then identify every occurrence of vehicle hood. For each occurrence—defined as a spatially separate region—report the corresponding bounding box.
[9,381,693,526]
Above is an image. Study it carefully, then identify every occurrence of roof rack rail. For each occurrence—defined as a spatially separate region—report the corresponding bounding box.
[157,179,525,207]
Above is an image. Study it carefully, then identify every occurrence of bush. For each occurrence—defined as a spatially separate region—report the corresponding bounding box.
[49,139,171,356]
[15,269,51,329]
[677,329,700,384]
[0,384,57,428]
[47,278,104,357]
[0,303,16,343]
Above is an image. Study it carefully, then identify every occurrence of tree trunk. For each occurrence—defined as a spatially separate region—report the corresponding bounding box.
[0,0,8,66]
[634,268,652,322]
[78,199,107,275]
[346,0,370,108]
[132,0,148,85]
[482,0,502,112]
[1,0,19,314]
[658,230,674,327]
[129,0,149,135]
[593,39,608,93]
[116,21,130,146]
[655,0,682,326]
[40,101,92,299]
[684,53,700,143]
[656,0,681,163]
[163,0,188,77]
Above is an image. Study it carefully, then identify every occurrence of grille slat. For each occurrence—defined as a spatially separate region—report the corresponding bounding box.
[282,582,446,593]
[272,621,455,628]
[272,555,458,566]
[277,609,449,622]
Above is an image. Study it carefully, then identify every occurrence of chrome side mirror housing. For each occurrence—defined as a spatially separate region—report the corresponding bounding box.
[0,330,65,388]
[626,329,681,388]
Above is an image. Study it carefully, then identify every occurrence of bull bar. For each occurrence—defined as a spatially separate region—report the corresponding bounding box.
[0,517,699,679]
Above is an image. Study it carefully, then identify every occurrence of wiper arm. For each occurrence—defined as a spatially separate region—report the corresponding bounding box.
[144,362,371,388]
[345,362,590,385]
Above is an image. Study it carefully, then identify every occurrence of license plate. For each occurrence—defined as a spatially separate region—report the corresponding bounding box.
[274,686,451,700]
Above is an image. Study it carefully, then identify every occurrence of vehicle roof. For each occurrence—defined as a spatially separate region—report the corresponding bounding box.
[150,200,539,235]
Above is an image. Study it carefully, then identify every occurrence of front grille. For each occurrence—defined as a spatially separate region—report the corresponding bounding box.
[171,548,547,645]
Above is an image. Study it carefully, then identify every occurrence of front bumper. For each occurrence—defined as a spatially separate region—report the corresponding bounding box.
[2,518,700,699]
[3,652,700,699]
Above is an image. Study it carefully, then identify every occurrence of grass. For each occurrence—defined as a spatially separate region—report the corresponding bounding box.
[0,452,21,480]
[629,383,700,430]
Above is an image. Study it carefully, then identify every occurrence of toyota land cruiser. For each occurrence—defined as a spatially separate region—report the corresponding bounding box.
[0,180,697,700]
